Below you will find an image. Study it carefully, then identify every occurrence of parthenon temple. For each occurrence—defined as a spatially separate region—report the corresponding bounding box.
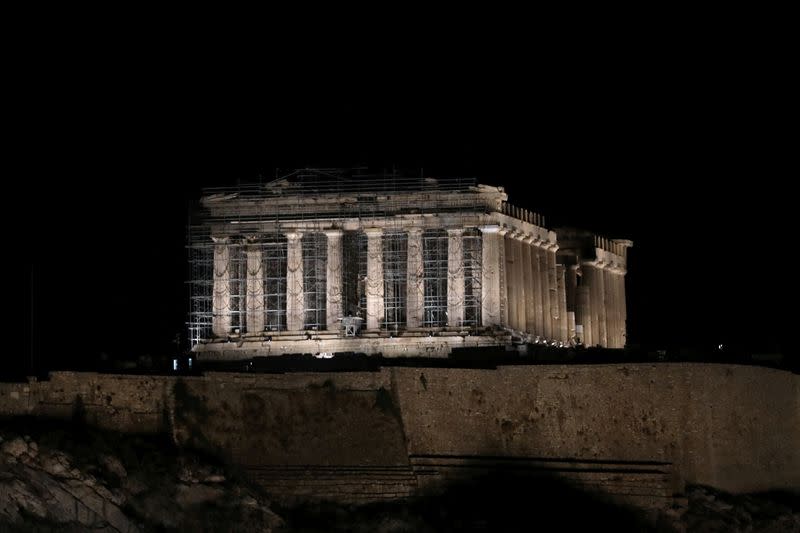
[188,170,632,359]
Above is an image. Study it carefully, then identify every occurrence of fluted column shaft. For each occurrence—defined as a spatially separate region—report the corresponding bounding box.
[596,263,608,347]
[540,244,552,339]
[581,264,596,346]
[546,244,559,339]
[618,270,628,347]
[504,232,518,330]
[245,245,264,334]
[325,230,343,331]
[513,233,527,332]
[478,226,501,327]
[531,238,544,336]
[285,232,304,331]
[365,228,384,330]
[406,228,424,328]
[212,237,231,337]
[604,268,617,348]
[556,264,568,342]
[523,237,535,334]
[498,228,509,327]
[447,228,464,327]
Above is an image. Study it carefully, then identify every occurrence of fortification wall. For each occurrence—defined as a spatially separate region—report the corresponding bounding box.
[390,364,800,493]
[1,364,797,500]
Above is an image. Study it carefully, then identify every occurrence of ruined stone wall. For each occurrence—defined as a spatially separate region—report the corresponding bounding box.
[0,373,173,433]
[1,364,797,498]
[391,364,800,493]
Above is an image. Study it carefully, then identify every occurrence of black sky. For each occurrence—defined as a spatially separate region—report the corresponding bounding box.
[12,36,793,378]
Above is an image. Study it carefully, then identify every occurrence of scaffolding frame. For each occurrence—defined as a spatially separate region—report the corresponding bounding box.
[302,233,327,330]
[188,241,213,346]
[342,231,367,319]
[422,229,449,327]
[262,235,288,332]
[383,231,408,332]
[463,228,483,327]
[229,243,247,333]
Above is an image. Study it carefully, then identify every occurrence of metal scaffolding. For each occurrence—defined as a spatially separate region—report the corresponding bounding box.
[383,231,408,332]
[463,228,483,327]
[341,231,367,319]
[262,236,288,332]
[188,241,213,346]
[229,244,247,333]
[302,233,327,330]
[422,229,448,327]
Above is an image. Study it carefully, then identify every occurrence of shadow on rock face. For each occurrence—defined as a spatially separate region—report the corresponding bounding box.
[278,471,658,533]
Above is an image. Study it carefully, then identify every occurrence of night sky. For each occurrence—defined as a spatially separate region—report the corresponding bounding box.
[12,48,792,378]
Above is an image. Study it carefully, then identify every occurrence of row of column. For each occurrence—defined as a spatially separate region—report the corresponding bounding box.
[508,229,568,341]
[211,229,626,346]
[577,262,626,348]
[212,227,473,336]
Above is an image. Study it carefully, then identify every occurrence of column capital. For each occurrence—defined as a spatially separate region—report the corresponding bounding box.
[211,236,230,244]
[479,224,501,234]
[446,227,464,236]
[323,229,343,238]
[364,227,383,237]
[406,227,424,237]
[284,231,303,241]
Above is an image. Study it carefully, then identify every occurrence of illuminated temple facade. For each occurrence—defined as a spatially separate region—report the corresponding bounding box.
[188,170,632,359]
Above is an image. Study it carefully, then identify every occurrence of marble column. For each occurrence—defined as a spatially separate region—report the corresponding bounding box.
[556,264,568,342]
[479,225,502,327]
[584,262,607,347]
[618,269,628,347]
[582,264,598,346]
[576,272,592,346]
[596,263,608,347]
[567,312,577,344]
[539,243,552,339]
[325,230,343,331]
[566,265,578,342]
[531,237,544,336]
[212,237,231,337]
[504,231,517,330]
[365,228,384,330]
[406,228,424,328]
[447,228,464,327]
[285,231,304,331]
[498,228,509,328]
[523,236,536,334]
[604,267,617,348]
[513,233,527,333]
[245,243,264,335]
[546,244,559,340]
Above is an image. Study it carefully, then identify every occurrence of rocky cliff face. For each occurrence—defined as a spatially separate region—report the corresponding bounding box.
[0,420,283,532]
[2,417,798,532]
